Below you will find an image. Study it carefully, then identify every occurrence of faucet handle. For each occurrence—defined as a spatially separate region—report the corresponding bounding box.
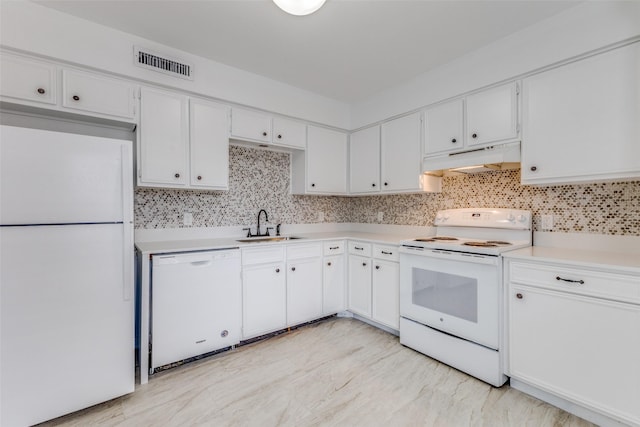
[276,224,281,236]
[242,227,253,238]
[266,227,274,236]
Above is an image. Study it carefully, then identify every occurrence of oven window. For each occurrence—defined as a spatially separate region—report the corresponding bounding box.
[411,268,478,323]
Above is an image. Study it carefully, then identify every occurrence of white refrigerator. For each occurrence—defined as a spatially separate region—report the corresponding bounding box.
[0,125,135,426]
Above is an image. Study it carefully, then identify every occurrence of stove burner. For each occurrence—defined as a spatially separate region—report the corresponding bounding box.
[414,238,436,242]
[463,241,498,247]
[486,241,512,246]
[431,236,458,241]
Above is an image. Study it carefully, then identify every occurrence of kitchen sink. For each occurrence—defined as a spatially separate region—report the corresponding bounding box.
[236,236,304,243]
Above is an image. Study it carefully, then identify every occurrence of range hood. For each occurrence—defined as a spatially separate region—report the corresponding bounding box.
[423,141,520,175]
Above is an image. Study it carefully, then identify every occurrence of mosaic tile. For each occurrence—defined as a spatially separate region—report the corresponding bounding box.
[134,147,640,236]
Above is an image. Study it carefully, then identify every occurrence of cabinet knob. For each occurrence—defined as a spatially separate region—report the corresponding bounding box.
[471,133,478,139]
[362,262,367,267]
[37,87,46,94]
[372,183,376,187]
[72,95,80,101]
[384,182,388,186]
[220,330,229,338]
[291,267,296,272]
[275,268,280,273]
[375,265,380,270]
[174,173,180,179]
[262,131,268,137]
[197,175,202,181]
[327,262,332,266]
[516,293,523,299]
[530,166,537,172]
[451,138,457,143]
[311,183,316,187]
[277,134,282,139]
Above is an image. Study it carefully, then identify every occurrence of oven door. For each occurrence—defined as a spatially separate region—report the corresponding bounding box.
[400,246,501,350]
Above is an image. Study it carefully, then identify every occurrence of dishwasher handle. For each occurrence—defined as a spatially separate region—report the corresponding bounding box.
[152,249,239,266]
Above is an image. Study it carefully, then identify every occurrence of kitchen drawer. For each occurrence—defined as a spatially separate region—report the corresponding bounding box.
[510,261,640,304]
[287,242,322,260]
[348,241,372,257]
[373,244,399,262]
[242,246,285,265]
[323,240,345,256]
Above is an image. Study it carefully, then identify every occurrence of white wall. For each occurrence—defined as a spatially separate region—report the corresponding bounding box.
[350,1,640,129]
[0,0,351,129]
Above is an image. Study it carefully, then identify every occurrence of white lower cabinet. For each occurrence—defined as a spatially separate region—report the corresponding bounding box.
[507,259,640,426]
[242,247,286,339]
[287,243,323,326]
[323,240,347,315]
[348,242,400,329]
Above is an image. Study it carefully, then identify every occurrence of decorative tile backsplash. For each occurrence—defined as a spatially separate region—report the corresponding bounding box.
[135,146,640,235]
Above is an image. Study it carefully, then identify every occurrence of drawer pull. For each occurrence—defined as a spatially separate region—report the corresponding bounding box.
[381,251,393,255]
[354,246,364,250]
[329,246,339,250]
[516,293,523,299]
[556,276,584,285]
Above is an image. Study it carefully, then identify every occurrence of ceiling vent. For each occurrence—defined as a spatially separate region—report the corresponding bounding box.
[134,46,193,80]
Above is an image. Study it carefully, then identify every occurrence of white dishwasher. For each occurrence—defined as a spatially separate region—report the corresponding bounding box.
[151,249,241,371]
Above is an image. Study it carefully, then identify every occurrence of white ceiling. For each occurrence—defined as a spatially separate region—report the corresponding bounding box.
[34,0,581,103]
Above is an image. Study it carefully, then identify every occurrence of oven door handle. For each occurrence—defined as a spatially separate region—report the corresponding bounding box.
[400,247,499,265]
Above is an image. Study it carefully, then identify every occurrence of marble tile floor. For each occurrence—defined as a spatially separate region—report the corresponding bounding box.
[40,318,594,427]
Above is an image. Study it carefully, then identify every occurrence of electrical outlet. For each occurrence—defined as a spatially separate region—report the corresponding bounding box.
[183,212,193,226]
[377,211,384,222]
[541,214,553,231]
[318,211,325,222]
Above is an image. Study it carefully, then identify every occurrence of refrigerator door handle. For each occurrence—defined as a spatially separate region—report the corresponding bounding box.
[121,143,134,301]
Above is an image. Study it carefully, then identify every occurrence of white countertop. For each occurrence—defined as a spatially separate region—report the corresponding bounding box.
[504,246,640,275]
[135,231,417,255]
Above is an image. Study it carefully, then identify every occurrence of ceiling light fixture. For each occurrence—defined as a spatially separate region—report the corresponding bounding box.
[273,0,326,16]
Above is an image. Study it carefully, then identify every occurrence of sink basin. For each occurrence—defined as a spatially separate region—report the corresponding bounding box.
[236,236,303,243]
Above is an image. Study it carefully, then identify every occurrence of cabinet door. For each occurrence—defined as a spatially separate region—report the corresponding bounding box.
[230,108,271,143]
[424,99,464,155]
[272,117,306,149]
[348,254,372,317]
[466,82,519,146]
[323,254,346,314]
[521,43,640,185]
[190,99,229,189]
[139,87,189,186]
[62,69,136,120]
[381,112,422,192]
[242,262,286,339]
[287,257,323,326]
[0,53,56,105]
[372,260,399,329]
[509,285,640,425]
[349,125,380,194]
[306,126,348,194]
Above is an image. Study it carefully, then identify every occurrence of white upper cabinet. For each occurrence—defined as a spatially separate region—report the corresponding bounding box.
[61,69,136,120]
[0,51,137,123]
[272,117,306,149]
[139,87,189,187]
[521,42,640,185]
[138,88,229,190]
[230,108,271,143]
[349,125,381,194]
[423,99,464,155]
[424,82,520,157]
[466,82,519,146]
[292,125,347,195]
[231,108,306,150]
[381,112,424,192]
[189,99,230,190]
[0,53,56,105]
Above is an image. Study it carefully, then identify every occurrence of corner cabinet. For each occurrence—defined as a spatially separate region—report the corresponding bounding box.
[521,42,640,185]
[349,125,381,194]
[506,258,640,426]
[138,87,229,190]
[291,125,348,195]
